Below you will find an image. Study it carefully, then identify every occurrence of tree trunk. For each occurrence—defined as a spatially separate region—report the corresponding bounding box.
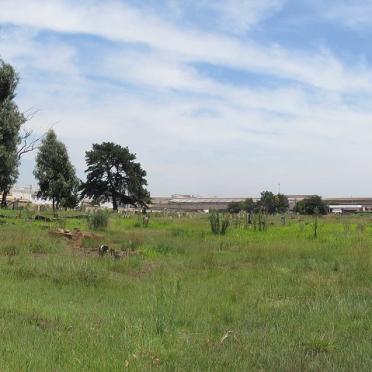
[112,195,118,212]
[1,190,9,208]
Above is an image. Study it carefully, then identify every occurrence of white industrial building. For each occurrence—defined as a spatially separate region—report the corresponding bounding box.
[328,205,364,214]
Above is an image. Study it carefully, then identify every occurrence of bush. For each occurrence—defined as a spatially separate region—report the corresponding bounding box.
[209,211,230,235]
[87,210,110,230]
[294,196,328,215]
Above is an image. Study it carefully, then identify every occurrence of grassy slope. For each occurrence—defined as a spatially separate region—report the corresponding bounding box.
[0,212,371,371]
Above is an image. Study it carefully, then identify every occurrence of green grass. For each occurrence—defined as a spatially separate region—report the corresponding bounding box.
[0,211,370,371]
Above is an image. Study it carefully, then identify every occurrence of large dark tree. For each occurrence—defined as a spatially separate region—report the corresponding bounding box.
[80,142,150,211]
[34,130,79,211]
[227,201,242,214]
[259,191,277,214]
[294,195,328,215]
[0,61,26,207]
[241,198,256,213]
[276,193,289,213]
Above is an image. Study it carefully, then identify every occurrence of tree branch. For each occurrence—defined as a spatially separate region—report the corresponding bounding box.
[17,126,44,159]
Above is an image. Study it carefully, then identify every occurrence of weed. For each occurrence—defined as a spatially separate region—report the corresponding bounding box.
[209,211,230,235]
[87,210,110,230]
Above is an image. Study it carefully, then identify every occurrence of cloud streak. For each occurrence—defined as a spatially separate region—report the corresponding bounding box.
[1,0,372,196]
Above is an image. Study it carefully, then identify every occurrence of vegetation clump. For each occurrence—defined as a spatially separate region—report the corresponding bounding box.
[87,209,110,230]
[209,210,230,235]
[227,192,289,215]
[294,195,328,215]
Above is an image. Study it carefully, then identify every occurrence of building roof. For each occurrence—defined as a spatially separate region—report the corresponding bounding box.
[329,205,363,209]
[169,198,248,203]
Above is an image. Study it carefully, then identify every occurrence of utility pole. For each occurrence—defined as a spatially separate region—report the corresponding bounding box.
[278,183,281,194]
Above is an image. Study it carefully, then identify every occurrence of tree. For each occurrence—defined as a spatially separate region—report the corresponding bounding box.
[227,201,242,214]
[259,191,277,214]
[294,195,328,215]
[241,198,256,213]
[34,130,79,211]
[80,142,150,211]
[0,60,26,207]
[276,193,289,213]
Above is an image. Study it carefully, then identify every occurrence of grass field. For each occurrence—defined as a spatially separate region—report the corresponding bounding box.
[0,210,371,371]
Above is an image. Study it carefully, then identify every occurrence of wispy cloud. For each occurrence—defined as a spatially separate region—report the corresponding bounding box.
[320,1,372,29]
[1,0,371,92]
[167,0,285,34]
[1,0,372,196]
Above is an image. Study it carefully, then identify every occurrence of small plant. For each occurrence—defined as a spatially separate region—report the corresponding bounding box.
[253,211,267,232]
[356,222,366,234]
[343,221,351,236]
[134,212,150,228]
[209,210,230,235]
[87,210,110,230]
[313,215,318,239]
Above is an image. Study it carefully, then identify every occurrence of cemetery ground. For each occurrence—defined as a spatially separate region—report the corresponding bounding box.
[0,210,370,371]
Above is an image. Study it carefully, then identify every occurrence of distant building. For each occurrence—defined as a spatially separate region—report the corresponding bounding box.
[150,194,372,213]
[329,205,364,214]
[325,197,372,211]
[150,196,257,212]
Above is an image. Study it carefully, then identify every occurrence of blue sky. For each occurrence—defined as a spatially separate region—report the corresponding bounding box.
[1,0,372,197]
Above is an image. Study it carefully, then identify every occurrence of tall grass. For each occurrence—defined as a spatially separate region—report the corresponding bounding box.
[0,211,370,370]
[87,209,110,230]
[209,210,230,235]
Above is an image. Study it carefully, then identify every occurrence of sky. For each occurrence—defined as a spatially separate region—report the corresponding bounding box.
[1,0,372,197]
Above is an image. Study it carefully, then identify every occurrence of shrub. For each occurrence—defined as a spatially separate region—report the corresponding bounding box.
[134,213,150,228]
[294,196,328,215]
[87,210,110,230]
[209,211,230,235]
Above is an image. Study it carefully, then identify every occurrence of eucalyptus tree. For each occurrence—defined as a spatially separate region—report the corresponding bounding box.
[0,60,26,207]
[34,130,79,211]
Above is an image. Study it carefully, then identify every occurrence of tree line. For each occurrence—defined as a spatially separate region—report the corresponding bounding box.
[227,191,289,214]
[0,60,150,212]
[227,192,328,215]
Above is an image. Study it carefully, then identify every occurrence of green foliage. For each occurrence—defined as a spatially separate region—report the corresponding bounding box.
[209,210,230,235]
[33,130,79,211]
[80,142,150,211]
[276,193,289,213]
[313,214,319,238]
[226,201,241,214]
[0,60,26,206]
[253,210,268,231]
[228,193,289,215]
[0,60,18,102]
[0,212,370,370]
[87,209,110,230]
[295,195,328,215]
[28,239,58,254]
[258,191,289,214]
[227,194,289,215]
[241,198,256,213]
